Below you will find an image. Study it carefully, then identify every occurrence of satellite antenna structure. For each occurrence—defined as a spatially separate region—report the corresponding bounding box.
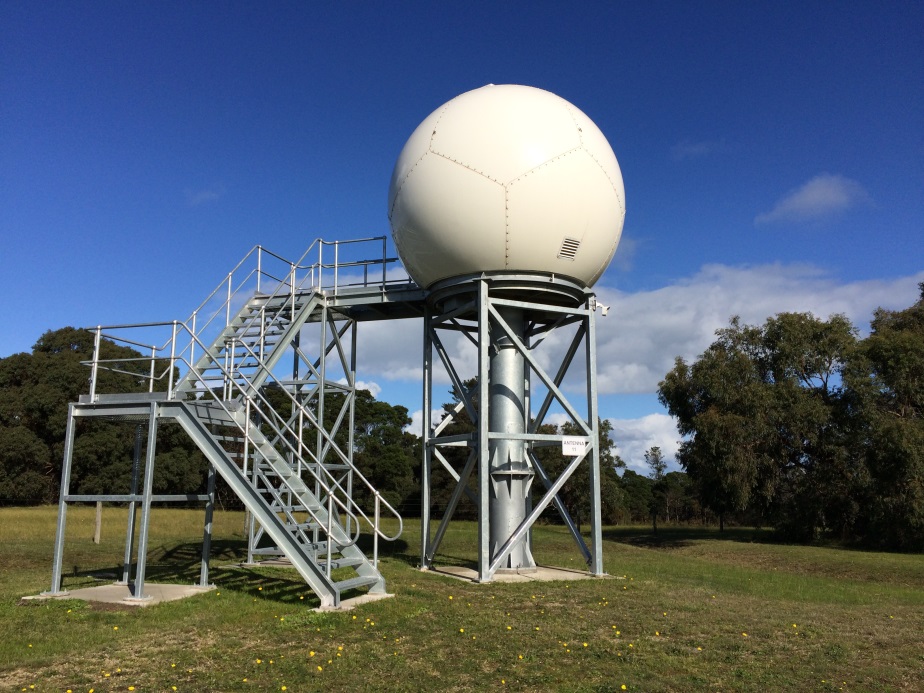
[390,84,625,579]
[40,84,623,610]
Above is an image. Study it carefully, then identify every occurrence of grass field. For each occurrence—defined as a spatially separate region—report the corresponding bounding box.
[1,506,922,692]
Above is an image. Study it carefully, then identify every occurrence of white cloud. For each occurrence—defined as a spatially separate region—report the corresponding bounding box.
[610,235,639,272]
[755,173,871,225]
[347,264,924,410]
[357,318,423,381]
[592,265,924,396]
[406,408,448,436]
[609,413,682,473]
[334,378,381,397]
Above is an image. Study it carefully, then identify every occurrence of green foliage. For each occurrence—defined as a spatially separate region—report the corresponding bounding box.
[351,389,419,512]
[533,418,626,526]
[618,469,654,523]
[855,284,924,550]
[0,327,208,504]
[658,290,924,550]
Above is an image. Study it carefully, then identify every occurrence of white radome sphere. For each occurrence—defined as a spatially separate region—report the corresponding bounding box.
[388,84,625,289]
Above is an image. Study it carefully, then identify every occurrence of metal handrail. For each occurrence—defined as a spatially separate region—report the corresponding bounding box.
[81,236,408,546]
[87,237,406,388]
[83,315,404,547]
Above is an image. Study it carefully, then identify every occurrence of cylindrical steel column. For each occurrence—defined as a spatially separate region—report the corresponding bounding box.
[488,305,535,570]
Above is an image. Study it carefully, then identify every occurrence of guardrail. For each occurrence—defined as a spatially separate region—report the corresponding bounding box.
[78,236,407,567]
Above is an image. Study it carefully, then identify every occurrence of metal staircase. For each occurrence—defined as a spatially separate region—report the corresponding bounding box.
[50,237,426,608]
[177,399,384,603]
[175,291,322,399]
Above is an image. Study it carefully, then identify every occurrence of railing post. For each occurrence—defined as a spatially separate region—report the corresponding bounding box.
[226,273,233,327]
[334,241,339,295]
[318,241,323,288]
[148,345,156,393]
[89,326,102,401]
[224,338,234,401]
[167,321,177,398]
[243,398,251,476]
[382,236,387,287]
[289,264,296,321]
[326,494,334,578]
[374,494,381,568]
[190,310,197,369]
[256,246,262,294]
[259,306,266,360]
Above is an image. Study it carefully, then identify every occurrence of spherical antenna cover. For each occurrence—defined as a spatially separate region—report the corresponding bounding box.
[388,84,625,289]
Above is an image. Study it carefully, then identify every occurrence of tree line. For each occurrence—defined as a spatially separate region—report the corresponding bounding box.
[658,285,924,550]
[0,328,666,527]
[3,283,920,555]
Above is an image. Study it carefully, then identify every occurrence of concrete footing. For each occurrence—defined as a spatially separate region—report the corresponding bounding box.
[423,564,610,583]
[25,583,215,607]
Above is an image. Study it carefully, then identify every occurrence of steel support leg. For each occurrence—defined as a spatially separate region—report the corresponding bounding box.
[420,308,433,568]
[199,463,217,587]
[477,280,491,581]
[45,404,78,596]
[130,403,158,601]
[120,425,143,585]
[586,303,605,575]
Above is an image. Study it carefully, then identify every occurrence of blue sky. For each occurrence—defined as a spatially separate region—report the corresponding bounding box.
[2,2,922,470]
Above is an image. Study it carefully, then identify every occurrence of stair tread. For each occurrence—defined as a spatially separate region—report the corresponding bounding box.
[334,575,380,593]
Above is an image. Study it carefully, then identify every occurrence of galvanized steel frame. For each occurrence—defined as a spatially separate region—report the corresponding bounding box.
[420,274,606,581]
[44,237,414,608]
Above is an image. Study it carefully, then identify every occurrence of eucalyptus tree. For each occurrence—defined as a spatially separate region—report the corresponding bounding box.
[853,284,924,549]
[658,312,863,538]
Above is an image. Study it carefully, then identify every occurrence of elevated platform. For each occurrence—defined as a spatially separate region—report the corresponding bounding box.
[46,238,416,610]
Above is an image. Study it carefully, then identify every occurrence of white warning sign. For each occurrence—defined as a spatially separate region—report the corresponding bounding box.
[562,436,588,457]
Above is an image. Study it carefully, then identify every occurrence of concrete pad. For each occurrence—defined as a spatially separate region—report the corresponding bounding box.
[314,591,394,612]
[24,583,215,608]
[423,564,612,583]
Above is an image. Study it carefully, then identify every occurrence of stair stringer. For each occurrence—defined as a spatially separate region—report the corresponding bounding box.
[239,414,386,594]
[168,400,347,607]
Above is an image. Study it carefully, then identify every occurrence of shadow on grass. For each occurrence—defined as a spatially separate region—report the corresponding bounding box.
[60,534,416,607]
[603,525,776,549]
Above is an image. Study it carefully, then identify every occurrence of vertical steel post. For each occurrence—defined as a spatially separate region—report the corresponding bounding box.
[373,494,380,568]
[200,463,217,587]
[477,281,491,581]
[256,246,262,294]
[290,264,296,321]
[317,304,328,473]
[89,327,101,401]
[131,403,158,600]
[346,319,357,538]
[148,346,156,393]
[46,404,78,595]
[420,308,432,567]
[586,297,605,575]
[120,425,143,585]
[246,452,257,565]
[226,273,232,327]
[167,321,177,398]
[190,310,197,371]
[381,236,387,287]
